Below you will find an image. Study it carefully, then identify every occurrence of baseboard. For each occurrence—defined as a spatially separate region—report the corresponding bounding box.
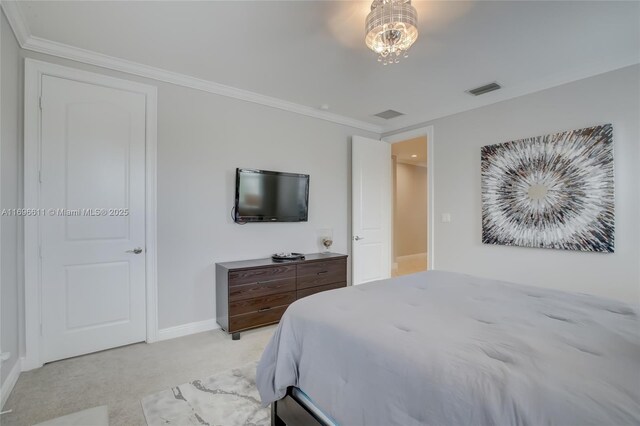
[1,357,22,409]
[157,318,220,342]
[395,252,428,263]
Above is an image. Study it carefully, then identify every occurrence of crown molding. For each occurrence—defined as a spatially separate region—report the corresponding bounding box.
[21,35,383,132]
[1,0,29,46]
[5,1,638,137]
[1,2,383,134]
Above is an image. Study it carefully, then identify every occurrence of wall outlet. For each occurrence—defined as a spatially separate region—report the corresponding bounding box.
[441,213,452,223]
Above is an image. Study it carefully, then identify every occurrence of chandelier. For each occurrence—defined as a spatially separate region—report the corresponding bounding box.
[365,0,418,65]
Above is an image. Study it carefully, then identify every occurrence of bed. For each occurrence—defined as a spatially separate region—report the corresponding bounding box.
[256,270,640,426]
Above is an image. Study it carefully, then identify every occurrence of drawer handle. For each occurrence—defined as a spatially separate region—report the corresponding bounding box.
[258,307,271,312]
[317,271,328,275]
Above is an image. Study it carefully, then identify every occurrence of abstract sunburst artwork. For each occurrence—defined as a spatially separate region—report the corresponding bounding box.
[481,124,614,252]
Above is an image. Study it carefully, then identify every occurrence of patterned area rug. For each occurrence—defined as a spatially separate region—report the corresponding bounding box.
[141,362,269,426]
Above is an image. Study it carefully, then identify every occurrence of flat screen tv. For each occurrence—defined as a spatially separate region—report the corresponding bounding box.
[234,168,309,223]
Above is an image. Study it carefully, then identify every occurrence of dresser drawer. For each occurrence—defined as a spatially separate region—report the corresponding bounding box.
[297,259,346,290]
[229,305,289,332]
[297,282,346,299]
[229,278,296,302]
[229,291,296,316]
[229,265,296,287]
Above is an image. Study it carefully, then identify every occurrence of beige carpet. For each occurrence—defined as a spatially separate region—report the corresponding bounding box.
[33,406,108,426]
[2,326,275,426]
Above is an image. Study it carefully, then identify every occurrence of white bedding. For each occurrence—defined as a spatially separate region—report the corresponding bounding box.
[257,270,640,425]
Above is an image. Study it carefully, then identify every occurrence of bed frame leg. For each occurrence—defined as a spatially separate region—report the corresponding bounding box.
[271,402,285,426]
[232,332,240,340]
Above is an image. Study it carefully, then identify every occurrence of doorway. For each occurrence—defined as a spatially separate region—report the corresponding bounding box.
[391,137,428,276]
[351,127,434,285]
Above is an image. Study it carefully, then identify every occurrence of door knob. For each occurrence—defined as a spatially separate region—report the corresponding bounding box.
[126,247,143,254]
[353,236,364,241]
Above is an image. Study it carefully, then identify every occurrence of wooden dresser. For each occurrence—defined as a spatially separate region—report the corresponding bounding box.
[216,253,347,339]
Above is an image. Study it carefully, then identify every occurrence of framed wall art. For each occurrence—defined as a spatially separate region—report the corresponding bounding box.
[481,124,614,253]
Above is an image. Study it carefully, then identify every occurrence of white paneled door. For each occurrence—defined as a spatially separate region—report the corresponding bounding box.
[39,75,147,363]
[351,136,392,285]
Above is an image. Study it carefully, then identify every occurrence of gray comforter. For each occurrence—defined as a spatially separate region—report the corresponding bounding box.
[256,270,640,426]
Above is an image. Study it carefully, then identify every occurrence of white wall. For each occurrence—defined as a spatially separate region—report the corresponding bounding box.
[1,10,23,388]
[387,65,640,304]
[154,84,376,328]
[15,49,377,332]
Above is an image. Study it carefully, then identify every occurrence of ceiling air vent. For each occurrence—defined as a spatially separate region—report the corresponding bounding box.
[467,82,501,96]
[373,109,404,120]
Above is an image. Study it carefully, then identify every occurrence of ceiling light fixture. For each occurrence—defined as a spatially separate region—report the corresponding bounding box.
[365,0,418,65]
[411,154,418,158]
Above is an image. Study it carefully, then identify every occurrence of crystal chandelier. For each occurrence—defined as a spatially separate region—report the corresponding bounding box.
[365,0,418,65]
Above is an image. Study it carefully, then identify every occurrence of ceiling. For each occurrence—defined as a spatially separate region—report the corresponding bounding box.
[9,1,640,132]
[392,136,427,167]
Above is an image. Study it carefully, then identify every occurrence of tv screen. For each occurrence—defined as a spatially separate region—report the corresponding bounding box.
[234,168,309,222]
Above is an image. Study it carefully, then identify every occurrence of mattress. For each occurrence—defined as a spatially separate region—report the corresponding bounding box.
[256,270,640,425]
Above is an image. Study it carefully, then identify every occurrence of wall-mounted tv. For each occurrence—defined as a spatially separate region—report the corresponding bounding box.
[234,168,309,223]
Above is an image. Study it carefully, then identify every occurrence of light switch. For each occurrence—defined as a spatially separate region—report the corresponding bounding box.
[441,213,452,223]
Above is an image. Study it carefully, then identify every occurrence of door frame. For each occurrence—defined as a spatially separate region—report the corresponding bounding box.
[23,59,158,370]
[382,125,435,270]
